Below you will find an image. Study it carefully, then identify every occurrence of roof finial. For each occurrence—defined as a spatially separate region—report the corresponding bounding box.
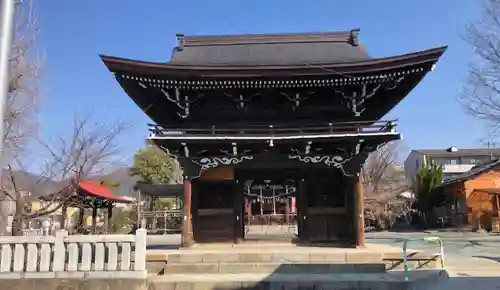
[176,33,185,51]
[349,29,360,46]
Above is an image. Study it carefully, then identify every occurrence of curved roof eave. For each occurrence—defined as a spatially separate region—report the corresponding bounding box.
[100,46,447,77]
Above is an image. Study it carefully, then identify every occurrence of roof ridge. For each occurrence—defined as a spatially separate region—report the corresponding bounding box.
[178,29,360,47]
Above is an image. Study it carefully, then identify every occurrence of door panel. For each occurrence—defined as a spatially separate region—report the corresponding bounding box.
[192,180,236,242]
[305,171,348,242]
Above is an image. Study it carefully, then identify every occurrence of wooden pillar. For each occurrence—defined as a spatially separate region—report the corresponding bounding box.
[91,204,98,234]
[151,196,157,231]
[272,186,276,215]
[181,178,194,247]
[245,197,252,216]
[136,190,142,228]
[297,178,308,241]
[234,180,244,243]
[493,195,500,233]
[107,203,113,233]
[78,207,85,232]
[354,174,365,247]
[60,204,68,230]
[285,197,290,223]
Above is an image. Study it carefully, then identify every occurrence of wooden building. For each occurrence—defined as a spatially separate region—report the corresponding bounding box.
[101,30,446,247]
[433,159,500,231]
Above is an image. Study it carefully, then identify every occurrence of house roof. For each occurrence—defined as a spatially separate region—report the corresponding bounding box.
[414,148,500,157]
[436,159,500,188]
[169,30,370,66]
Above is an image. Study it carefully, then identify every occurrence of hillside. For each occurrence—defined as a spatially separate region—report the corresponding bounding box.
[1,168,141,197]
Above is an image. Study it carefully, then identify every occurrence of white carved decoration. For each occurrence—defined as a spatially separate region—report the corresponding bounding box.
[160,88,190,118]
[224,92,260,109]
[288,155,353,175]
[193,156,254,171]
[280,92,315,110]
[335,77,405,117]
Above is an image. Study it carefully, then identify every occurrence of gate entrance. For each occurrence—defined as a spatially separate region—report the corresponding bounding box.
[242,179,298,242]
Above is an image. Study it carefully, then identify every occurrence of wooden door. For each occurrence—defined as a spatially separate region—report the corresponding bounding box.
[192,180,236,242]
[305,171,348,242]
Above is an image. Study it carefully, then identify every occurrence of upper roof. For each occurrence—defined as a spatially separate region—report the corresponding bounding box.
[414,148,500,157]
[100,30,447,128]
[169,30,370,66]
[100,30,446,78]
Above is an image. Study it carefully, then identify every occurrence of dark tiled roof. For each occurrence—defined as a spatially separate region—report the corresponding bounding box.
[134,183,183,197]
[169,30,370,66]
[436,159,500,188]
[414,148,500,157]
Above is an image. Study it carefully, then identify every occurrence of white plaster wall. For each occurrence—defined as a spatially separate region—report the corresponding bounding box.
[403,151,425,183]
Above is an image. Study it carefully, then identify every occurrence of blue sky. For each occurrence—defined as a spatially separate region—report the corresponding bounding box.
[35,0,483,162]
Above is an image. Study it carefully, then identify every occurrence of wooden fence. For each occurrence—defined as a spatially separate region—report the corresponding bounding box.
[0,229,147,279]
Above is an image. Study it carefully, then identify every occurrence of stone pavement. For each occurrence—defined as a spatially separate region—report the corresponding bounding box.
[146,232,500,288]
[149,270,448,290]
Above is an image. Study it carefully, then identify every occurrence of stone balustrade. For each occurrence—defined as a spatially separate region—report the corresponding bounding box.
[0,229,147,279]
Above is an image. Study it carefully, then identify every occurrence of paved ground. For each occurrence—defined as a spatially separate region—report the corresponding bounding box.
[146,231,500,287]
[365,231,500,269]
[146,230,500,274]
[147,231,500,258]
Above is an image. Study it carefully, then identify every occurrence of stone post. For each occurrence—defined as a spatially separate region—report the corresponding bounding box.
[53,230,68,272]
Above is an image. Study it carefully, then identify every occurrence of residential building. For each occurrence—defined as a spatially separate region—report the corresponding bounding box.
[433,159,500,231]
[404,147,500,182]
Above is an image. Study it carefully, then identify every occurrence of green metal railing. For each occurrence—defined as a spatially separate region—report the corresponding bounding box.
[402,236,445,281]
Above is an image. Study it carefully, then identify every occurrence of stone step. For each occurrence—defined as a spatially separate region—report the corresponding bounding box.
[163,262,387,274]
[149,270,449,290]
[167,251,385,264]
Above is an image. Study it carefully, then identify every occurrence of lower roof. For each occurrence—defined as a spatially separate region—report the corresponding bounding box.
[150,130,400,142]
[152,131,401,159]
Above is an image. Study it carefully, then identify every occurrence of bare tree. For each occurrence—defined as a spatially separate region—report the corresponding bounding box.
[460,0,500,130]
[362,142,406,196]
[362,142,412,229]
[1,115,127,235]
[0,0,41,235]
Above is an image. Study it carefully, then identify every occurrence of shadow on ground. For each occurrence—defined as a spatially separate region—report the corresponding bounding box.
[146,244,180,250]
[205,274,500,290]
[473,255,500,263]
[436,275,500,289]
[152,264,448,290]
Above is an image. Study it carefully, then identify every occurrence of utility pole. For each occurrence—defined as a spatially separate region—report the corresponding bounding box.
[0,0,15,161]
[0,0,15,236]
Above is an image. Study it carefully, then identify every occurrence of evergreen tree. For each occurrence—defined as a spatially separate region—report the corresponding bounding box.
[130,145,182,184]
[413,163,444,225]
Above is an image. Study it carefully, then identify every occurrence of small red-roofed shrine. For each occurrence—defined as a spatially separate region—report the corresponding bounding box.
[41,180,132,234]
